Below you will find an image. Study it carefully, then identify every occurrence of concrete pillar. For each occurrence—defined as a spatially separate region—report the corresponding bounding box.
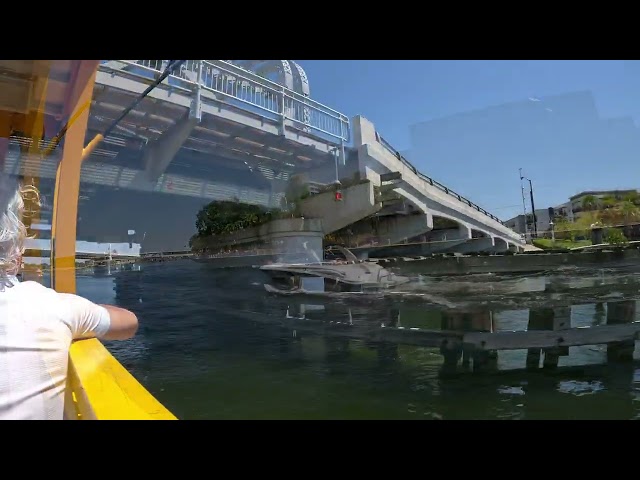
[371,213,433,245]
[247,217,327,306]
[421,225,471,254]
[143,113,198,181]
[491,237,510,254]
[453,236,495,254]
[298,180,380,234]
[266,218,325,264]
[352,115,377,148]
[352,115,380,182]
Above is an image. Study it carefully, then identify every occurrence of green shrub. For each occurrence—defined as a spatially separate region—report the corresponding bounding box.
[605,228,628,245]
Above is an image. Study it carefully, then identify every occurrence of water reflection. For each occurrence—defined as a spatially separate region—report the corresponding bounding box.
[72,260,640,419]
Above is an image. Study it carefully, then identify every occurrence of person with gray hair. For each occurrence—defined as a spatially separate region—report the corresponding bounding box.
[0,174,139,420]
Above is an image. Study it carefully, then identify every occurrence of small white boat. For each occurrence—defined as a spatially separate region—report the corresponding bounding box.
[260,246,411,296]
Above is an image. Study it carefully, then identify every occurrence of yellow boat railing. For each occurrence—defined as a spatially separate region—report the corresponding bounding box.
[65,339,176,420]
[1,59,177,420]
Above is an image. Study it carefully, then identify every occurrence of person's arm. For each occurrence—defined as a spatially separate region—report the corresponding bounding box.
[97,304,139,340]
[59,293,138,341]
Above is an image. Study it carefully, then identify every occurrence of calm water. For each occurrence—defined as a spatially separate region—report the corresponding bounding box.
[73,260,640,420]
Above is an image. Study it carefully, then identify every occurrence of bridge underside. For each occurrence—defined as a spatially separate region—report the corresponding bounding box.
[330,212,521,259]
[88,82,336,180]
[0,61,522,259]
[0,66,352,254]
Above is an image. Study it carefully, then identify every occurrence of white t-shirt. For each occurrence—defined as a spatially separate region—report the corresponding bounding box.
[0,277,111,420]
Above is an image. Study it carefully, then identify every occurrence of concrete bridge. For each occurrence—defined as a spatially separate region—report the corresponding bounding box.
[5,60,524,254]
[346,116,524,254]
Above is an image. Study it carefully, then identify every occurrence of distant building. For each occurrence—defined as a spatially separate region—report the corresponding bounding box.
[505,208,554,236]
[507,188,640,239]
[552,201,573,221]
[569,189,639,218]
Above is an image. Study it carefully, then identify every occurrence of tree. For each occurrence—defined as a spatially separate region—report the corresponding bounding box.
[620,200,640,224]
[283,174,310,216]
[581,195,598,211]
[600,195,618,209]
[573,211,601,238]
[552,216,573,240]
[623,191,640,205]
[597,199,639,226]
[190,199,279,250]
[605,228,628,245]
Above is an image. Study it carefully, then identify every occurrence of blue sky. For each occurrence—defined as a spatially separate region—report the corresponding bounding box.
[296,60,640,220]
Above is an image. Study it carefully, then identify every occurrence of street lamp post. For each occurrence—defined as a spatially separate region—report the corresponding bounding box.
[528,178,538,238]
[520,171,538,239]
[518,168,529,239]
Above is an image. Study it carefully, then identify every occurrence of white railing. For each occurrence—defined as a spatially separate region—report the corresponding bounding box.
[375,132,508,227]
[99,60,350,145]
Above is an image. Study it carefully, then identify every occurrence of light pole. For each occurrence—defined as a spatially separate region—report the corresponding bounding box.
[519,168,529,239]
[528,178,538,238]
[520,172,538,239]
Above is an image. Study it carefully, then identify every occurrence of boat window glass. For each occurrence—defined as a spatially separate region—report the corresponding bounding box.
[0,61,65,289]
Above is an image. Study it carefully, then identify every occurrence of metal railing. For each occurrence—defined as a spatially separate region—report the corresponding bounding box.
[375,133,506,226]
[98,60,350,145]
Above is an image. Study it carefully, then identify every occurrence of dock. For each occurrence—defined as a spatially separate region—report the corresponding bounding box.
[106,255,640,376]
[219,291,639,374]
[115,244,640,375]
[140,243,640,275]
[258,265,640,374]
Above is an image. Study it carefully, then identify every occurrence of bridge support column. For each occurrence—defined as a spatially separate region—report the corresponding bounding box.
[298,180,381,234]
[349,224,469,260]
[372,213,433,245]
[420,226,471,254]
[352,115,382,182]
[144,113,198,181]
[491,237,510,254]
[453,236,495,254]
[129,113,198,191]
[265,218,326,294]
[269,221,325,265]
[353,115,377,150]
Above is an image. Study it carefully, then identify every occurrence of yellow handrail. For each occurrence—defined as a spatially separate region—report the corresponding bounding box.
[65,339,176,420]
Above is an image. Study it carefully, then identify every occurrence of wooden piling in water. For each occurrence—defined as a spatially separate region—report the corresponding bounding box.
[606,300,636,363]
[441,310,496,373]
[542,306,571,369]
[470,311,498,373]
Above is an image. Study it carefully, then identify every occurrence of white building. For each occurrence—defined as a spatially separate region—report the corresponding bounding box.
[505,208,554,237]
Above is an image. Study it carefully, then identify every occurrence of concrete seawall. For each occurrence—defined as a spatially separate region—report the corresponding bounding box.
[191,252,317,269]
[376,246,640,276]
[186,245,640,274]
